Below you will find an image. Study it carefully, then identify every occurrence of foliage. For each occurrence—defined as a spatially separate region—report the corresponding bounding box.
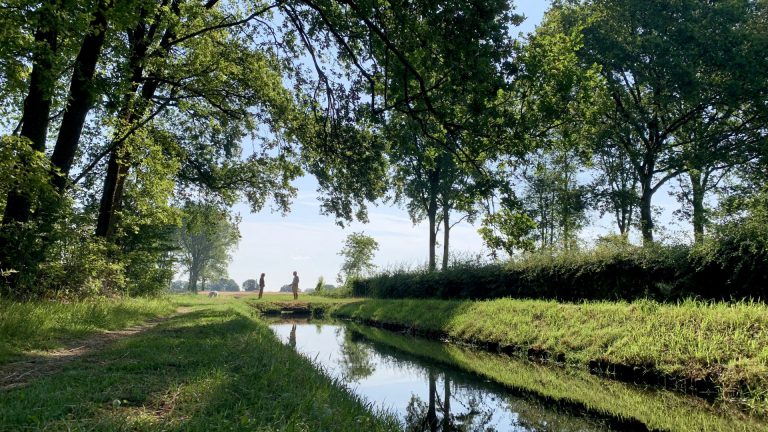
[548,0,768,242]
[205,278,240,292]
[175,202,240,293]
[337,232,379,285]
[242,279,258,292]
[353,239,768,302]
[477,207,537,258]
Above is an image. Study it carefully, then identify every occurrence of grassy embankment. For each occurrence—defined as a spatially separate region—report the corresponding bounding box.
[0,297,176,364]
[349,323,768,432]
[333,298,768,416]
[0,295,397,431]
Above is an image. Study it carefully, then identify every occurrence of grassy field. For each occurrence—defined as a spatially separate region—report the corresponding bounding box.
[333,298,768,415]
[0,295,398,431]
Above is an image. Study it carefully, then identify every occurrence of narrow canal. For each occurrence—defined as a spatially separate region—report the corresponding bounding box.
[270,319,766,432]
[271,319,615,431]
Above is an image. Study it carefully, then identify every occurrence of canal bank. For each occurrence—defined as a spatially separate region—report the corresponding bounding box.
[270,317,768,432]
[330,298,768,417]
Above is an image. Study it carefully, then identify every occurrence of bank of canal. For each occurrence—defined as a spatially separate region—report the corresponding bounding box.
[270,318,767,432]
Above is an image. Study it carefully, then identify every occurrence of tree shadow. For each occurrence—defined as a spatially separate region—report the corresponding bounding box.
[0,308,395,431]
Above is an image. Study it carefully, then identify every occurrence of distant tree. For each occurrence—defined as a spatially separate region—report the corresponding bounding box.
[170,280,187,293]
[337,232,379,284]
[242,279,257,292]
[175,202,239,293]
[207,278,239,292]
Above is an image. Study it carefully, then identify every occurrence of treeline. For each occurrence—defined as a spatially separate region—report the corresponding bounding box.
[1,0,767,300]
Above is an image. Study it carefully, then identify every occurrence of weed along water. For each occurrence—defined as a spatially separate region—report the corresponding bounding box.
[270,319,768,432]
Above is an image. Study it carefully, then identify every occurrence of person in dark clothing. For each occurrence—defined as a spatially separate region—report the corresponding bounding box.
[258,273,265,299]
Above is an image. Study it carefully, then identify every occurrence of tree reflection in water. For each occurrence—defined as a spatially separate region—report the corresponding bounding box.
[337,327,376,381]
[405,369,495,432]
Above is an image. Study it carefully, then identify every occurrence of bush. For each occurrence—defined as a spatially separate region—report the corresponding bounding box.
[353,237,767,302]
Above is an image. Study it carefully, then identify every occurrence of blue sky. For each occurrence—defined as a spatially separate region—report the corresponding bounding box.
[219,1,688,291]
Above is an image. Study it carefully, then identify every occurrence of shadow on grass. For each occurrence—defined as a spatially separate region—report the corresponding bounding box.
[0,308,397,431]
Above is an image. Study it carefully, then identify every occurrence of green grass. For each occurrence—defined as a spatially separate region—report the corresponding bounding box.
[0,297,399,431]
[349,323,768,432]
[333,298,768,415]
[0,297,176,364]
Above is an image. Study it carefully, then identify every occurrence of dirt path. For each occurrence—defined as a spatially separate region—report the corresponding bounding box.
[0,307,192,391]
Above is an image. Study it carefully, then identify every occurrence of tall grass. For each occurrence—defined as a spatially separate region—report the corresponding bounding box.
[334,298,768,415]
[0,297,176,363]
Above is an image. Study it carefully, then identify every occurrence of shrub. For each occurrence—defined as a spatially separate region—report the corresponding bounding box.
[353,239,765,302]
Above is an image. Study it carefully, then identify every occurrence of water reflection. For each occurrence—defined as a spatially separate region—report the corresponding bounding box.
[270,320,611,431]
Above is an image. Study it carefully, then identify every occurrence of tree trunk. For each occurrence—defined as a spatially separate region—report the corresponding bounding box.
[1,4,58,226]
[95,150,130,239]
[49,0,112,191]
[639,182,654,244]
[442,375,451,430]
[188,266,199,293]
[442,205,450,270]
[0,3,59,293]
[427,369,437,432]
[428,207,437,272]
[689,171,706,244]
[94,0,176,239]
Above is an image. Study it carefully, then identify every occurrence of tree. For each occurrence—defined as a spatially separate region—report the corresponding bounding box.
[591,136,640,237]
[337,232,379,285]
[242,279,257,292]
[549,0,768,243]
[175,203,240,293]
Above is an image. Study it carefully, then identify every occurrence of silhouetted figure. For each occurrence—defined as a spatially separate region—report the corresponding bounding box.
[291,271,299,300]
[258,273,265,299]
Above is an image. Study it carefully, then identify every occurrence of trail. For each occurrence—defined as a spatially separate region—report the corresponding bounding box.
[0,307,192,391]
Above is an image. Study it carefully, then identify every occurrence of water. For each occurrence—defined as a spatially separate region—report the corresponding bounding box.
[270,319,614,431]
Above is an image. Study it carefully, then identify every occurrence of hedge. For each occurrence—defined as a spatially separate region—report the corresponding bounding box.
[352,240,768,301]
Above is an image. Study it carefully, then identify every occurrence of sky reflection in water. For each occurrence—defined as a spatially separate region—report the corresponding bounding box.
[270,321,611,432]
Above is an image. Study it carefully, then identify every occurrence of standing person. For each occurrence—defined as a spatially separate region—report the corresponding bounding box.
[291,271,299,300]
[258,273,265,299]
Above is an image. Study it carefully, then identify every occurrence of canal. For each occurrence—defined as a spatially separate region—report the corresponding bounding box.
[270,319,766,432]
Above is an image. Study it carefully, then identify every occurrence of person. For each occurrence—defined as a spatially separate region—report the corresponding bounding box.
[291,271,299,300]
[258,273,265,299]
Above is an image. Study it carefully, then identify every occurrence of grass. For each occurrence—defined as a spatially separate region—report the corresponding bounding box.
[0,296,399,431]
[0,297,176,364]
[333,298,768,415]
[348,323,768,432]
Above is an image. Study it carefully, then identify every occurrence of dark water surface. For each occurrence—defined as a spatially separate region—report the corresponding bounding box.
[270,319,614,431]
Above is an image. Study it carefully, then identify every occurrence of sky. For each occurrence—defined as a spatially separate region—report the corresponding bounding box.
[212,1,690,291]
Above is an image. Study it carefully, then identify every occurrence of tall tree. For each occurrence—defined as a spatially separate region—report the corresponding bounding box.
[175,203,240,293]
[337,232,379,284]
[550,0,768,243]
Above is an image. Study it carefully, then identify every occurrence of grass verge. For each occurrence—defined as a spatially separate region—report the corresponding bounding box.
[348,323,768,432]
[0,297,398,431]
[0,297,176,364]
[333,298,768,416]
